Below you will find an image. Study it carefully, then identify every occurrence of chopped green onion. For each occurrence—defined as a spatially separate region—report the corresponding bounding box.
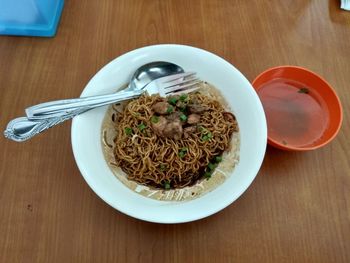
[179,106,187,112]
[168,97,178,105]
[124,127,132,135]
[164,181,171,190]
[298,88,309,94]
[178,147,188,158]
[202,136,209,141]
[160,164,166,171]
[215,156,223,163]
[180,114,187,122]
[137,123,146,131]
[151,116,159,123]
[203,171,212,179]
[203,162,216,179]
[208,162,216,170]
[179,94,188,101]
[198,126,208,133]
[201,132,212,141]
[166,105,174,114]
[282,140,288,145]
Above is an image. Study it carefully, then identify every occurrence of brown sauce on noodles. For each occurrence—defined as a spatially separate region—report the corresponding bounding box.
[102,82,240,201]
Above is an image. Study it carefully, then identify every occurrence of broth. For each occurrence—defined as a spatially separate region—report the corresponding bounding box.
[258,78,329,148]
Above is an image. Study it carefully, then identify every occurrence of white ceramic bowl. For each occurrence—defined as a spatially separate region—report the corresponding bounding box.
[71,44,267,223]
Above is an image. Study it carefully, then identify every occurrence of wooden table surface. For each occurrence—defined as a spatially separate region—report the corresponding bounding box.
[1,0,349,262]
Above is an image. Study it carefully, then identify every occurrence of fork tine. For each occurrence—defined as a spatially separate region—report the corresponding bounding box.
[162,74,197,88]
[164,77,199,90]
[159,72,196,84]
[164,79,202,94]
[146,72,200,97]
[169,86,201,96]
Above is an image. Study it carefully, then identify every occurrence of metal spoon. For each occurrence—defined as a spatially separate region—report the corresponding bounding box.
[26,61,184,119]
[125,61,184,91]
[4,61,184,142]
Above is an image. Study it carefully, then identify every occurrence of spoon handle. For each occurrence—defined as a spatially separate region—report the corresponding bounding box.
[26,89,143,120]
[4,89,145,142]
[3,111,84,142]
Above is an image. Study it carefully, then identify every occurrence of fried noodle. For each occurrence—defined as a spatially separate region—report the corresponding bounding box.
[112,93,238,189]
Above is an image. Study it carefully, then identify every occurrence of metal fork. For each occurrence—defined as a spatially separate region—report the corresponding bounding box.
[26,72,199,120]
[4,72,200,142]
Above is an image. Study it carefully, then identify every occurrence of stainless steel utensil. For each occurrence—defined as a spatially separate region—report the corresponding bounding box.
[27,61,184,120]
[4,72,200,142]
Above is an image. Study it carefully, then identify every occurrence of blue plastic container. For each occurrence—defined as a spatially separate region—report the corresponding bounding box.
[0,0,64,37]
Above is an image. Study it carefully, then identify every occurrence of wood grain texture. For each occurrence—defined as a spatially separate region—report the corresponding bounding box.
[1,0,349,262]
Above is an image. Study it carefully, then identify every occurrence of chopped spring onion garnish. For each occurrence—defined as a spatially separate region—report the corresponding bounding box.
[168,97,178,105]
[298,88,309,94]
[178,147,188,158]
[124,127,132,135]
[137,123,146,131]
[202,132,212,141]
[166,105,174,114]
[164,181,171,190]
[203,171,212,179]
[151,116,159,123]
[180,114,187,122]
[215,156,223,163]
[208,162,216,170]
[179,94,188,102]
[160,164,167,171]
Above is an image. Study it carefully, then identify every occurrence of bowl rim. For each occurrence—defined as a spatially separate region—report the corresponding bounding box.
[71,44,267,223]
[252,65,343,151]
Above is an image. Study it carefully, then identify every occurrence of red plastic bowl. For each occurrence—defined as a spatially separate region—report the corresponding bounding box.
[252,66,342,151]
